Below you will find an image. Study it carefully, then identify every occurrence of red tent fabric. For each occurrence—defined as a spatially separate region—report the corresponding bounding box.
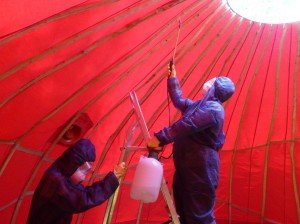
[0,0,299,223]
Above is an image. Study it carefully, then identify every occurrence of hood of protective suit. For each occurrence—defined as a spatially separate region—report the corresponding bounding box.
[53,138,96,177]
[206,76,235,103]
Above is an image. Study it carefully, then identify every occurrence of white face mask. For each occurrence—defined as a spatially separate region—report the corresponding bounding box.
[201,77,216,96]
[70,162,93,184]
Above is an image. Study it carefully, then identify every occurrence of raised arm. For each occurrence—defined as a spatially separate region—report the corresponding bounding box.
[167,64,193,113]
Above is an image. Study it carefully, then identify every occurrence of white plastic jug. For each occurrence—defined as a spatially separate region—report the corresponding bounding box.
[130,156,163,203]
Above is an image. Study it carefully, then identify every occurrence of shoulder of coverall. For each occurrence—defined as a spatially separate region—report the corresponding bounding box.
[214,76,235,103]
[54,138,96,177]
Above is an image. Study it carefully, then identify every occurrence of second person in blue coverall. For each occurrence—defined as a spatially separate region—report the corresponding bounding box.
[27,138,126,224]
[147,64,235,224]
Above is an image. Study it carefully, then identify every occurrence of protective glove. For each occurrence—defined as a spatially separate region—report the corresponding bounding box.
[146,136,162,150]
[113,162,127,179]
[167,61,176,78]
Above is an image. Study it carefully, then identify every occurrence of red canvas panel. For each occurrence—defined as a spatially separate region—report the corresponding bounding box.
[0,0,299,223]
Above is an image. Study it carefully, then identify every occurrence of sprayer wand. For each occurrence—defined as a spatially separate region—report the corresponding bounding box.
[170,18,182,67]
[163,19,182,160]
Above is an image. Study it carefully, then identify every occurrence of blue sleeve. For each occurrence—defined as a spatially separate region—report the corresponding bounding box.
[42,171,119,213]
[168,77,193,113]
[154,107,217,146]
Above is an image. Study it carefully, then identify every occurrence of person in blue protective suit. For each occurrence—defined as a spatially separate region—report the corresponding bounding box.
[147,64,235,224]
[27,138,126,224]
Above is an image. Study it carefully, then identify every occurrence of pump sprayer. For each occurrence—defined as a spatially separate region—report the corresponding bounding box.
[130,154,163,203]
[130,19,182,203]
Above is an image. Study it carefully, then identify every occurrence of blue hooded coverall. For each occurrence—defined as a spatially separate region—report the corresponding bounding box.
[154,76,235,224]
[27,139,119,224]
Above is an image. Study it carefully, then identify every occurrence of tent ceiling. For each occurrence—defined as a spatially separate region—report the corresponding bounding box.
[0,0,299,223]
